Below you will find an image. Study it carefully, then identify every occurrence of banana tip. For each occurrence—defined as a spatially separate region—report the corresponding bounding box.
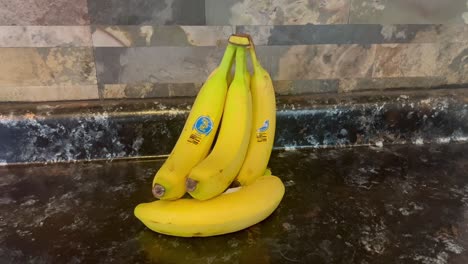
[152,184,165,198]
[133,203,145,220]
[186,178,198,192]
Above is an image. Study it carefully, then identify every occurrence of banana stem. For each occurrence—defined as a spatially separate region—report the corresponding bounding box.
[218,44,236,75]
[246,35,260,68]
[235,46,246,80]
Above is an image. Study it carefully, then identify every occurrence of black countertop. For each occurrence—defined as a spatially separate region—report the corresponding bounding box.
[1,143,468,263]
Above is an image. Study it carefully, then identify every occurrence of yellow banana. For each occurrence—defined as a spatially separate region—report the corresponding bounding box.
[186,44,252,201]
[134,175,285,237]
[151,44,236,200]
[236,39,277,186]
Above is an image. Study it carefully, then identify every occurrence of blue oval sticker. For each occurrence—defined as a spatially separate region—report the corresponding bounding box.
[193,116,213,135]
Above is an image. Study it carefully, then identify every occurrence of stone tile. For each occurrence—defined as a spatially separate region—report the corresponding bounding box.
[177,26,233,47]
[0,0,89,25]
[339,77,448,92]
[101,83,202,98]
[100,80,339,99]
[409,25,468,43]
[246,25,383,45]
[127,0,204,25]
[274,80,339,95]
[372,44,438,78]
[92,26,233,47]
[253,46,290,79]
[239,25,468,46]
[95,47,224,84]
[206,0,350,25]
[367,24,461,45]
[272,44,376,80]
[0,26,92,47]
[0,85,98,101]
[87,0,129,25]
[437,42,468,84]
[350,0,468,24]
[348,0,388,24]
[236,26,274,46]
[88,0,205,25]
[0,48,97,87]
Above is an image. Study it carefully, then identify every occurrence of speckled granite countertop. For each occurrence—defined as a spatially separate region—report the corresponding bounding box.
[1,90,468,165]
[1,143,468,263]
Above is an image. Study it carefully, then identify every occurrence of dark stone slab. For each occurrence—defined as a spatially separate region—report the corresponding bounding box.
[266,24,385,45]
[1,143,468,263]
[94,47,223,84]
[237,24,468,46]
[94,47,125,84]
[87,0,129,25]
[87,0,205,25]
[0,90,467,164]
[238,24,414,45]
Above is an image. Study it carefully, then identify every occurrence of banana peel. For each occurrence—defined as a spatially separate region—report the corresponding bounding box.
[134,175,285,237]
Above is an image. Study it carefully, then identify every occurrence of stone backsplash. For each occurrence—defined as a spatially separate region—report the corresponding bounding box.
[0,0,467,101]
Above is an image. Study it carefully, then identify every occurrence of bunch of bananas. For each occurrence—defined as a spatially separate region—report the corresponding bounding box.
[134,34,284,237]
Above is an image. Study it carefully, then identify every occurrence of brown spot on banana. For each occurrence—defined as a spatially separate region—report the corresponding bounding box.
[152,184,165,198]
[186,178,198,192]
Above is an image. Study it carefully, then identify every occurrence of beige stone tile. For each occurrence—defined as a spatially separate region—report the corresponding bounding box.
[0,26,92,47]
[0,85,98,102]
[101,84,127,99]
[92,26,233,47]
[276,45,376,80]
[411,25,468,44]
[206,0,350,25]
[436,42,468,83]
[101,83,202,98]
[0,0,89,25]
[372,44,437,78]
[0,48,96,86]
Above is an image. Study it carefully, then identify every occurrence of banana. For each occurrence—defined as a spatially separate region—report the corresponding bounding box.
[235,38,277,186]
[186,44,252,201]
[134,175,285,237]
[151,44,236,200]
